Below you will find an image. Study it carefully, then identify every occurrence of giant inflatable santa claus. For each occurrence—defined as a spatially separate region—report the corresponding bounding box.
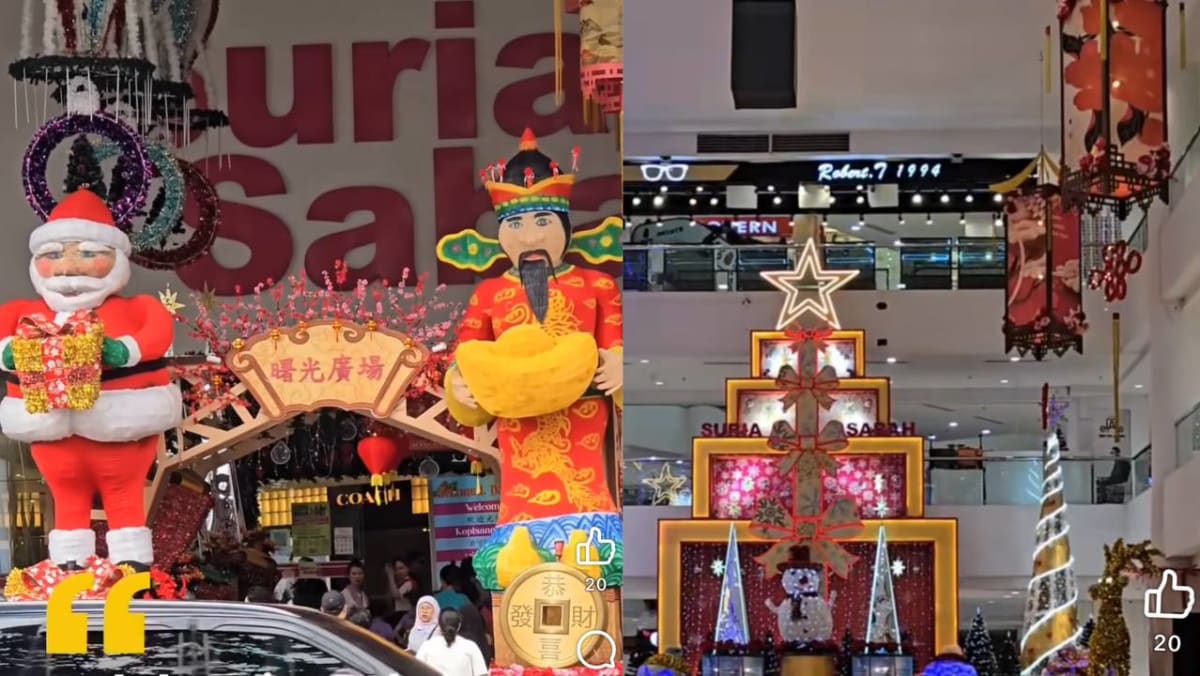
[0,189,181,569]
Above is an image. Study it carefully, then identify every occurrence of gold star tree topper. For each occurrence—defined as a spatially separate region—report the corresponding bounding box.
[759,238,859,329]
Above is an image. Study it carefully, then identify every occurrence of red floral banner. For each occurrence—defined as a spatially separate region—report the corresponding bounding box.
[1060,0,1169,215]
[1004,191,1086,358]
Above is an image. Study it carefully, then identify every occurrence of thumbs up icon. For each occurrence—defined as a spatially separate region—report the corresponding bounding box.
[576,527,617,567]
[1144,570,1195,620]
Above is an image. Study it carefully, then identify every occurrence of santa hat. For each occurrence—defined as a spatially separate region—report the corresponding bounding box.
[29,189,131,256]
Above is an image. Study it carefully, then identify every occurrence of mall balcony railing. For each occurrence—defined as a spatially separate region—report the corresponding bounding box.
[622,238,1005,292]
[622,448,1151,507]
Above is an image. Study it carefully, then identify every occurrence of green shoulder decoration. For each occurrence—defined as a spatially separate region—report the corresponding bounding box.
[437,216,624,272]
[436,229,506,272]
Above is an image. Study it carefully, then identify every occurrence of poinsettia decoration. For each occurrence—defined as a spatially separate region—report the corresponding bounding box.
[3,557,186,601]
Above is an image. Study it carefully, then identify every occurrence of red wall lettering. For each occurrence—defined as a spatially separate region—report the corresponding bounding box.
[434,147,494,285]
[228,45,336,147]
[435,35,479,140]
[303,187,417,286]
[178,155,295,294]
[351,40,432,143]
[493,33,605,137]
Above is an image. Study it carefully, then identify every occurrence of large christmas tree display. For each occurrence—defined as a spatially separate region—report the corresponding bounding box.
[1019,396,1080,675]
[656,232,960,670]
[715,523,751,644]
[964,610,999,676]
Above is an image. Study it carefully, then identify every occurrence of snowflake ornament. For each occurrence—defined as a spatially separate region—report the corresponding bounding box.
[891,559,906,578]
[711,559,726,577]
[873,497,891,517]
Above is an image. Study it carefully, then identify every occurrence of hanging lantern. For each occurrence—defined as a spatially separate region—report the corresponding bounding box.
[999,152,1089,360]
[1058,0,1170,219]
[356,431,409,502]
[579,0,624,116]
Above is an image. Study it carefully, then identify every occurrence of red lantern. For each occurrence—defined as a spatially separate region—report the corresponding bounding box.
[356,431,410,501]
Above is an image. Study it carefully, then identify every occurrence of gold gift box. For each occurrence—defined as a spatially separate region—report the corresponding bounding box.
[12,322,104,414]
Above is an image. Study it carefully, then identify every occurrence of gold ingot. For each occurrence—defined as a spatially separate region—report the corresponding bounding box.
[495,526,545,590]
[455,324,598,419]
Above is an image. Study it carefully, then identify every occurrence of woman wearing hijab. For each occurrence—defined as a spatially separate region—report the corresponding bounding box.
[400,595,442,653]
[415,607,489,676]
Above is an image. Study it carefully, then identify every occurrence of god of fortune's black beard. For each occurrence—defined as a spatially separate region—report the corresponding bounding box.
[518,249,554,322]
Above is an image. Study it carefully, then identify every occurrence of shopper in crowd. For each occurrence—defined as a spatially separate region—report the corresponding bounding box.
[291,558,329,610]
[321,590,348,619]
[244,586,274,603]
[415,607,489,676]
[401,595,442,653]
[920,645,978,676]
[434,564,470,611]
[455,576,493,665]
[386,556,418,613]
[368,597,398,640]
[347,608,371,629]
[341,559,369,617]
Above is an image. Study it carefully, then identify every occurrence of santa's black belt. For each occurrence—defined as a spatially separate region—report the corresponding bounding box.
[0,358,169,385]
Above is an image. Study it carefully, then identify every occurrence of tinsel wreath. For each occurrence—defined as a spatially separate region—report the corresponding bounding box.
[1088,539,1161,676]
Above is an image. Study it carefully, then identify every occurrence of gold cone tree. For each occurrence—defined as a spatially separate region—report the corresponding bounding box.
[1019,429,1081,674]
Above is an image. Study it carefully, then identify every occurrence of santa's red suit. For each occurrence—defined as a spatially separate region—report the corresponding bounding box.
[0,190,181,567]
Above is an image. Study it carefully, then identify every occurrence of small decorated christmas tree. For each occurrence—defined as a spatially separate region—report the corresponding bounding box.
[63,134,107,198]
[762,633,782,676]
[965,610,1000,676]
[866,527,901,645]
[996,631,1021,676]
[714,523,750,644]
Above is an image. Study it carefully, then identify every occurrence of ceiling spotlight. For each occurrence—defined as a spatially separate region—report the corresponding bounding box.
[652,195,665,207]
[767,185,776,192]
[689,197,697,206]
[898,214,906,225]
[829,196,837,204]
[688,220,697,226]
[1134,384,1144,389]
[892,239,902,247]
[929,434,937,440]
[856,195,866,205]
[654,380,665,386]
[959,213,967,225]
[821,218,829,227]
[1000,378,1009,384]
[981,429,992,435]
[925,213,933,225]
[709,197,719,206]
[856,184,865,192]
[912,193,924,205]
[886,356,897,364]
[631,197,641,206]
[994,214,1003,227]
[773,196,783,205]
[639,359,650,364]
[964,194,975,204]
[1009,355,1020,362]
[696,186,705,193]
[939,193,951,204]
[993,193,1004,203]
[659,185,669,193]
[948,421,959,428]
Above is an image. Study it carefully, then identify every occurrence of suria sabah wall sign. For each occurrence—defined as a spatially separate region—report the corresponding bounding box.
[700,423,763,437]
[845,422,918,437]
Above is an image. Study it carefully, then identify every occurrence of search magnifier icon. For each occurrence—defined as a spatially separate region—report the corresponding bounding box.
[576,630,619,671]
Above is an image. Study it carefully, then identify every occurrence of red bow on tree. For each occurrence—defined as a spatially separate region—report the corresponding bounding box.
[776,364,840,410]
[784,326,834,355]
[752,496,862,578]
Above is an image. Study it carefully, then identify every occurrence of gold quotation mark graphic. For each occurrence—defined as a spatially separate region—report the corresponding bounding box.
[46,571,151,654]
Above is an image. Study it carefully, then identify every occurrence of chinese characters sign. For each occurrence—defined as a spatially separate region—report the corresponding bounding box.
[228,321,429,420]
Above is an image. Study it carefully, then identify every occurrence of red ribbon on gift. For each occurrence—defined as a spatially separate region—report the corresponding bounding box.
[770,420,847,476]
[14,310,102,411]
[3,556,123,601]
[784,326,834,355]
[776,364,840,409]
[753,498,862,578]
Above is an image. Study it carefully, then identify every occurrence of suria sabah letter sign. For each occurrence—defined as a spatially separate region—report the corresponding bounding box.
[47,571,151,654]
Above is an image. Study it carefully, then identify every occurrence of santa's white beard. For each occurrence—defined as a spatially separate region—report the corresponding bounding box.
[30,248,131,313]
